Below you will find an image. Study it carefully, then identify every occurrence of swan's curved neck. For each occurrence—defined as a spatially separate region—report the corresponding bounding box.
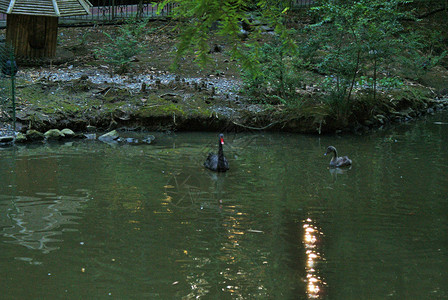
[218,139,224,157]
[332,149,338,158]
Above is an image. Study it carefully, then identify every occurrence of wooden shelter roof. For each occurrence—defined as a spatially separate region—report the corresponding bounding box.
[0,0,91,17]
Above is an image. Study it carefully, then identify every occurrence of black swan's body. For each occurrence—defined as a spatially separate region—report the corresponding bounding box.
[325,146,352,168]
[204,134,229,172]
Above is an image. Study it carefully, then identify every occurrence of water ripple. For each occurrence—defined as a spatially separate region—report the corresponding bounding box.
[0,191,90,253]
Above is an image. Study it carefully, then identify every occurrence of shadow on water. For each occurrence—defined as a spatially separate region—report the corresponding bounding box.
[0,111,447,298]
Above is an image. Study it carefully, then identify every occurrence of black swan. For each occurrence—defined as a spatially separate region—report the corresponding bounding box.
[324,146,352,168]
[204,134,229,172]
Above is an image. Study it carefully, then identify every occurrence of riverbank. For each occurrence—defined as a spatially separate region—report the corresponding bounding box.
[3,23,448,138]
[11,64,448,136]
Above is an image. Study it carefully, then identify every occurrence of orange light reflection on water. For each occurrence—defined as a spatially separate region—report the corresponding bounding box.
[303,218,325,299]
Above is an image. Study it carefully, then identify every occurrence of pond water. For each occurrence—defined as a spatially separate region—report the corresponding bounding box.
[0,112,447,299]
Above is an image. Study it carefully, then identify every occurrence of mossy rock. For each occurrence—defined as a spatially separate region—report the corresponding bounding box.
[15,133,27,143]
[0,136,14,144]
[61,128,76,137]
[26,130,45,141]
[99,130,119,142]
[44,129,65,140]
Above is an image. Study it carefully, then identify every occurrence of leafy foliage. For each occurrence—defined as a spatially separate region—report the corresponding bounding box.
[296,0,416,121]
[156,0,446,125]
[157,0,295,69]
[95,18,151,73]
[243,37,305,106]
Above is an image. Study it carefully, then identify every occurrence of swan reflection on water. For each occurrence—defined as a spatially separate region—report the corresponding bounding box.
[164,169,227,211]
[329,166,351,175]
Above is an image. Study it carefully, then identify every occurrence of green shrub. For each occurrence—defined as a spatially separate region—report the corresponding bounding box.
[95,18,151,74]
[243,37,305,106]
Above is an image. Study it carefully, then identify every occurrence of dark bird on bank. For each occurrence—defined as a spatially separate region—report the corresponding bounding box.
[2,59,17,76]
[324,146,352,168]
[204,133,229,172]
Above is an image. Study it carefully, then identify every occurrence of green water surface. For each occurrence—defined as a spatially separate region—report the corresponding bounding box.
[0,112,447,299]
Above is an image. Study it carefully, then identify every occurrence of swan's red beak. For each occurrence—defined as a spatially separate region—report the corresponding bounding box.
[220,137,224,144]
